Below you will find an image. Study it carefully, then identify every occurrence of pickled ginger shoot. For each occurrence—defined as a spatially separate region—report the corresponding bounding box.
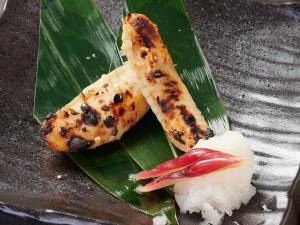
[133,131,256,225]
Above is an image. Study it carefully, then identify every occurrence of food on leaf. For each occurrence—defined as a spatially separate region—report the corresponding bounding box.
[121,14,214,152]
[40,64,149,152]
[38,8,256,225]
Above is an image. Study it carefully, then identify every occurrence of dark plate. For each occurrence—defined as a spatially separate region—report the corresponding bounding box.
[0,0,8,18]
[0,0,299,224]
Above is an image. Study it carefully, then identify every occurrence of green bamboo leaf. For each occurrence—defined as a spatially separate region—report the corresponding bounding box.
[69,143,177,224]
[34,0,229,224]
[34,0,177,224]
[123,0,229,135]
[122,113,178,170]
[34,0,122,121]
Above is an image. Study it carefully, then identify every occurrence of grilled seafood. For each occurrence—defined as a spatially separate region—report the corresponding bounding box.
[121,14,214,151]
[40,64,149,152]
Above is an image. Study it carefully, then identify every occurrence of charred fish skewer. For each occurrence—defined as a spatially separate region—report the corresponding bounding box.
[121,14,214,152]
[40,64,149,152]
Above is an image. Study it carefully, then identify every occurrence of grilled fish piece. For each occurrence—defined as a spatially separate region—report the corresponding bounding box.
[121,14,214,151]
[40,64,149,152]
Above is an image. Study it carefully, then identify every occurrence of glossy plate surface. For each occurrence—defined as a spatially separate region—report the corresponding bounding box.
[0,0,8,18]
[0,0,299,224]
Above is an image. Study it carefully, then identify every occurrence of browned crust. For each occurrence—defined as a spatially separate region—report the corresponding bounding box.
[40,66,149,152]
[123,14,213,151]
[127,13,158,49]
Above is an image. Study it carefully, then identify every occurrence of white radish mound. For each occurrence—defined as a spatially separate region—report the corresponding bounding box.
[152,215,167,225]
[174,131,256,225]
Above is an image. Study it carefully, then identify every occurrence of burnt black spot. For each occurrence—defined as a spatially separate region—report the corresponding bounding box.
[204,128,214,139]
[126,90,132,97]
[164,80,177,87]
[191,126,201,142]
[68,136,94,152]
[112,128,118,136]
[190,125,211,143]
[83,110,99,125]
[173,130,185,144]
[70,110,79,115]
[156,96,163,106]
[162,104,174,113]
[131,102,135,111]
[75,119,82,126]
[101,105,110,111]
[184,115,196,126]
[95,92,99,95]
[130,16,156,48]
[164,89,176,94]
[141,51,148,58]
[157,95,179,110]
[59,127,69,137]
[133,17,148,34]
[168,94,179,102]
[40,124,52,137]
[82,127,87,132]
[142,35,152,48]
[104,116,115,128]
[191,126,200,134]
[137,17,147,28]
[114,94,123,104]
[177,105,196,126]
[157,96,174,113]
[147,74,154,82]
[118,107,125,116]
[154,70,164,78]
[45,113,54,120]
[131,16,156,37]
[81,103,90,114]
[81,104,100,125]
[63,111,69,118]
